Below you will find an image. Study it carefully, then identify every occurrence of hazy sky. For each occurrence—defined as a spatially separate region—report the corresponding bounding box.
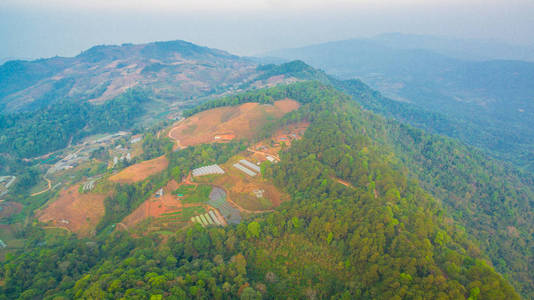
[1,0,534,59]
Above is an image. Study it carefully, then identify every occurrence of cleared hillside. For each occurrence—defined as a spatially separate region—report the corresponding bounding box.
[169,99,299,147]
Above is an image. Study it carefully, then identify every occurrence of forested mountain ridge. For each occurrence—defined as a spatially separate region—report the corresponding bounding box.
[0,82,522,299]
[265,39,534,171]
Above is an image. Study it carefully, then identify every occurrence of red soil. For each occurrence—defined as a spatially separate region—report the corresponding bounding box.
[109,155,168,184]
[36,185,107,237]
[168,99,300,147]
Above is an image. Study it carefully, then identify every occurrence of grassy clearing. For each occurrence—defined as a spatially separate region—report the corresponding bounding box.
[178,185,212,204]
[174,184,196,195]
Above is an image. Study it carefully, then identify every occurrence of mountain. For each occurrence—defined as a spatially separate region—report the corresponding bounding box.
[0,82,525,299]
[190,80,534,298]
[0,42,305,161]
[373,33,534,62]
[264,38,534,171]
[0,40,258,113]
[0,42,532,298]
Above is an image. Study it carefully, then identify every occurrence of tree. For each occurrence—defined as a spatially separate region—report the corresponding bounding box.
[247,222,261,239]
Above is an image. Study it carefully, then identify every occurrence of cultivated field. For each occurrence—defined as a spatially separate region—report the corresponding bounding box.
[36,184,108,237]
[122,179,219,230]
[109,155,168,183]
[196,155,289,212]
[123,179,182,227]
[168,99,300,147]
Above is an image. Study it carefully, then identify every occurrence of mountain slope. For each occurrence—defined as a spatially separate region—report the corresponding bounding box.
[0,82,520,299]
[373,33,534,62]
[189,81,534,297]
[0,43,304,162]
[0,40,257,113]
[265,38,534,170]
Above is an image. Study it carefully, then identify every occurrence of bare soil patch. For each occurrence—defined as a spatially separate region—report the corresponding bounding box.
[36,185,107,237]
[168,99,300,147]
[109,155,168,184]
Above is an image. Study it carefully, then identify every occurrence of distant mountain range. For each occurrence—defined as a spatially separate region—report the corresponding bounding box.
[372,33,534,62]
[264,34,534,170]
[0,40,296,113]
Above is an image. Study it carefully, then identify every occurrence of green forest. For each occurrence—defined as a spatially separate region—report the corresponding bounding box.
[0,88,148,159]
[1,82,531,299]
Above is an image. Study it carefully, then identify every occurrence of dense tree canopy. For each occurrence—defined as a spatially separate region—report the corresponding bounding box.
[0,88,148,158]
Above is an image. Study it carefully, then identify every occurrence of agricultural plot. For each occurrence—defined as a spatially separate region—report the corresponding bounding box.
[168,99,300,147]
[151,206,207,231]
[174,184,212,204]
[207,187,241,224]
[197,155,289,211]
[36,184,108,237]
[109,155,168,183]
[0,202,23,219]
[122,180,181,227]
[249,121,310,162]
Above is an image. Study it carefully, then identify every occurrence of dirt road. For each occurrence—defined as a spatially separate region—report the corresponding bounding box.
[31,176,52,196]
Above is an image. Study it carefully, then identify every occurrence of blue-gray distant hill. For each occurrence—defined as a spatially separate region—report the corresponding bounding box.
[372,33,534,62]
[264,35,534,170]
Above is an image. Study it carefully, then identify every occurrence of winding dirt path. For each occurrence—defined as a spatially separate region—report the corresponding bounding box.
[168,120,186,151]
[31,176,52,197]
[332,176,355,189]
[116,222,128,231]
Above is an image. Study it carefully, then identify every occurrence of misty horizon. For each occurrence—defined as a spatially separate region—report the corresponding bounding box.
[2,0,534,60]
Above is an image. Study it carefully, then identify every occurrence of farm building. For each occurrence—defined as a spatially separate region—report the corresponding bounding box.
[253,189,265,198]
[233,163,257,176]
[239,159,261,172]
[192,164,225,177]
[130,135,143,144]
[213,133,236,141]
[191,210,225,227]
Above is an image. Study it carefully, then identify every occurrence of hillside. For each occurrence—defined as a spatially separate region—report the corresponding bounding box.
[168,99,300,147]
[0,40,255,112]
[373,33,534,62]
[0,42,305,163]
[0,82,528,299]
[265,38,534,170]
